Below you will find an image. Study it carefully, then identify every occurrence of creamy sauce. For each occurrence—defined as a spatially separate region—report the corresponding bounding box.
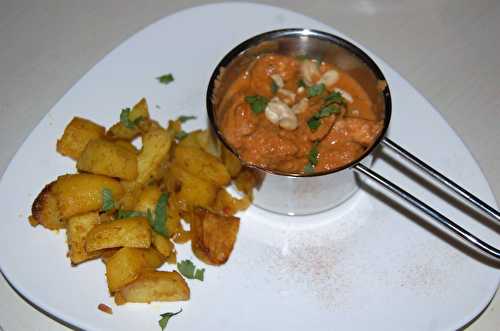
[218,53,383,174]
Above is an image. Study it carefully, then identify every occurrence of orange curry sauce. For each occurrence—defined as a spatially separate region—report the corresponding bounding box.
[218,53,383,174]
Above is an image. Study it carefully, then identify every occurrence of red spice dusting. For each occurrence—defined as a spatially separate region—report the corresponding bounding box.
[98,303,113,315]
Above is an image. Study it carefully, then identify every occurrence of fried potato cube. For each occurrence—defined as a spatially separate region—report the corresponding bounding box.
[173,146,230,187]
[134,185,162,213]
[114,140,138,154]
[56,117,105,160]
[52,174,124,219]
[191,209,240,265]
[177,129,220,156]
[135,127,172,185]
[30,181,64,230]
[213,189,251,216]
[85,217,151,252]
[221,145,242,178]
[105,247,164,293]
[234,168,259,200]
[106,98,151,140]
[66,212,101,264]
[165,164,217,210]
[76,139,138,180]
[114,271,190,305]
[152,232,175,259]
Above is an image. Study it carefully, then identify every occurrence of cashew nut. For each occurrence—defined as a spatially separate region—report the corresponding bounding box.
[300,59,319,86]
[318,69,339,87]
[334,87,353,103]
[278,88,296,104]
[265,97,298,130]
[270,74,284,88]
[291,98,309,114]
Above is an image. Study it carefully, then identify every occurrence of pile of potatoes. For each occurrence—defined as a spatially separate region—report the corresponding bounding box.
[29,98,257,305]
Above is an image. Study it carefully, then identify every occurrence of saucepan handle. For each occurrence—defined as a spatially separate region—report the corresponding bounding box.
[352,137,500,260]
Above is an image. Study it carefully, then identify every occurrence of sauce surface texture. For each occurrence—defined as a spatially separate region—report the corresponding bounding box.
[218,53,383,174]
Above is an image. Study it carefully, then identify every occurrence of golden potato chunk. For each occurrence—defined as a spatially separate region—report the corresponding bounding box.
[106,98,151,140]
[165,164,217,210]
[66,212,101,264]
[56,117,105,160]
[152,232,176,259]
[85,217,151,252]
[114,271,190,305]
[135,127,172,185]
[234,168,259,200]
[213,189,251,216]
[191,209,240,265]
[77,139,138,180]
[134,185,162,213]
[105,247,163,292]
[114,140,138,154]
[177,129,220,156]
[30,181,64,230]
[221,145,242,178]
[52,173,124,219]
[174,146,230,187]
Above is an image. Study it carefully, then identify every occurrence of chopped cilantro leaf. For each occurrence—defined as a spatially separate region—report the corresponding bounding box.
[153,193,169,236]
[245,95,268,114]
[177,115,197,123]
[175,130,188,141]
[307,83,325,97]
[324,91,346,106]
[120,108,143,129]
[157,73,174,85]
[177,260,205,281]
[117,210,146,219]
[158,309,182,330]
[144,193,169,236]
[307,105,340,131]
[298,79,307,88]
[307,117,321,131]
[304,141,320,174]
[101,188,115,212]
[304,163,315,174]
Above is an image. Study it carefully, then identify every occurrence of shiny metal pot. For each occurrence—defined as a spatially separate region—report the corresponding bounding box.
[206,29,500,260]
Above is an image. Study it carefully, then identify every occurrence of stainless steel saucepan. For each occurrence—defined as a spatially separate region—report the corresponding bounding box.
[206,28,500,260]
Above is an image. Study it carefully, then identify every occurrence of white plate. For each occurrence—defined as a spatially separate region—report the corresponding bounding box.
[0,3,498,331]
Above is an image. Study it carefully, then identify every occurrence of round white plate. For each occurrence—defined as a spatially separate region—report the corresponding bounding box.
[0,3,498,331]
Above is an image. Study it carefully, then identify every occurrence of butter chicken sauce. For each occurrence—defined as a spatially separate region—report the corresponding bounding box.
[218,53,383,174]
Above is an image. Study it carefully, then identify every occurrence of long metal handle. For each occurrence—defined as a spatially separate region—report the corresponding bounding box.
[352,138,500,260]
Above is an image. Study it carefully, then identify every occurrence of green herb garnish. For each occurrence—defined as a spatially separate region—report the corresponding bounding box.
[157,73,174,85]
[306,105,340,131]
[175,130,188,141]
[158,309,182,330]
[146,193,169,237]
[117,210,146,219]
[307,117,321,131]
[245,95,268,114]
[177,115,197,123]
[177,259,205,281]
[120,108,143,129]
[304,141,320,174]
[324,91,346,106]
[307,83,325,97]
[298,79,307,88]
[101,188,115,212]
[271,80,279,94]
